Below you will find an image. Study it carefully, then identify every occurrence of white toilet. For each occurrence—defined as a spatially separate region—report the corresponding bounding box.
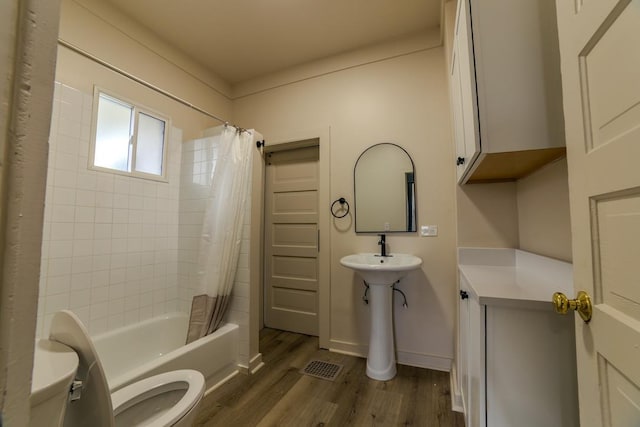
[32,310,205,427]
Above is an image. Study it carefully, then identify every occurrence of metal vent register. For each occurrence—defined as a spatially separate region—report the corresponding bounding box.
[300,359,343,381]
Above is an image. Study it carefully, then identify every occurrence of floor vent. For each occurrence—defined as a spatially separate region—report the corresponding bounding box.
[300,359,343,381]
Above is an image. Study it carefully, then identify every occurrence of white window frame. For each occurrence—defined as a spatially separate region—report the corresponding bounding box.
[89,86,171,182]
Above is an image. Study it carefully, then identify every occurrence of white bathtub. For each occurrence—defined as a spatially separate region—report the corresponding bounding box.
[92,312,238,393]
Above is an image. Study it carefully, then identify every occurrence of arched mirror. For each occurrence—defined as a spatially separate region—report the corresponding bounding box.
[354,143,416,233]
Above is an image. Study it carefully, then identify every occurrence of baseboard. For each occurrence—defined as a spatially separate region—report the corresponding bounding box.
[249,352,264,374]
[329,339,368,358]
[204,370,239,397]
[329,339,452,372]
[450,362,464,413]
[237,352,264,375]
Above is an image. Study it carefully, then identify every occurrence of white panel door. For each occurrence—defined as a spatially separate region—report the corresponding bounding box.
[264,146,319,336]
[555,0,640,425]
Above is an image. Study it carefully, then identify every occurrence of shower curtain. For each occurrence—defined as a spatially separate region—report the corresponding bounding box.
[186,125,253,344]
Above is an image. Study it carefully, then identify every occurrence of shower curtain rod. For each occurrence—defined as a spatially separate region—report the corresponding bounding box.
[57,39,249,132]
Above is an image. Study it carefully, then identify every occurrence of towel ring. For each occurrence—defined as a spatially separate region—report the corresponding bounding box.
[331,198,350,218]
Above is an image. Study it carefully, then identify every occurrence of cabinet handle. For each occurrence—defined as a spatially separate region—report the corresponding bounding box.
[456,157,466,166]
[460,290,469,300]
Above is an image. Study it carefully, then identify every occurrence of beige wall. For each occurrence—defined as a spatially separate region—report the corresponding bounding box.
[57,0,232,140]
[455,163,572,260]
[517,158,572,261]
[235,30,459,368]
[456,183,520,248]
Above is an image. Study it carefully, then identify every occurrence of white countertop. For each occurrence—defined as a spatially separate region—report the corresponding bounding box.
[458,248,573,309]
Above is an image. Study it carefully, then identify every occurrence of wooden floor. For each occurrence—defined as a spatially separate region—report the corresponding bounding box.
[195,328,465,426]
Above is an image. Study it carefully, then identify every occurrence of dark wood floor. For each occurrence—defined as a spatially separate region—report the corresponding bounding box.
[195,328,465,426]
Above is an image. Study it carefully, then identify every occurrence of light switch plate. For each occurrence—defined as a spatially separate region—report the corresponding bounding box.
[420,225,438,236]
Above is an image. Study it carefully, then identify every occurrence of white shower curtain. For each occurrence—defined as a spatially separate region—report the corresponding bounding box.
[186,125,253,343]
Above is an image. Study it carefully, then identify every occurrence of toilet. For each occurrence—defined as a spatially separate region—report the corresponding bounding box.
[33,310,205,427]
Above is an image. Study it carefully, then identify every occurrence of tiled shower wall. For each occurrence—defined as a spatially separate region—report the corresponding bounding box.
[39,83,252,367]
[178,133,252,367]
[37,82,182,337]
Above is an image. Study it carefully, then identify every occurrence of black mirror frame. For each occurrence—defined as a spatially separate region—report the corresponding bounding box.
[353,142,417,233]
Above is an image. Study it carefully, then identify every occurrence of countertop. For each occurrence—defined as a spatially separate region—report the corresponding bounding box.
[458,248,573,310]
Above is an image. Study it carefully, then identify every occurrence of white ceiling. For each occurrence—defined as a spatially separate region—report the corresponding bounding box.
[104,0,442,84]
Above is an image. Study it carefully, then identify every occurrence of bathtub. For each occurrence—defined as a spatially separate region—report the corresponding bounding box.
[92,312,238,393]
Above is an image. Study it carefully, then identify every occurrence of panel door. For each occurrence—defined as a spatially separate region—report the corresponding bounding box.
[264,146,320,335]
[455,0,481,181]
[555,0,640,424]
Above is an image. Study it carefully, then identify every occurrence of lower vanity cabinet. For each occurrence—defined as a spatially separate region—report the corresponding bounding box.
[457,274,578,427]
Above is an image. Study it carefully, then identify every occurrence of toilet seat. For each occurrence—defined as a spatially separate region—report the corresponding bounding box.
[112,370,205,426]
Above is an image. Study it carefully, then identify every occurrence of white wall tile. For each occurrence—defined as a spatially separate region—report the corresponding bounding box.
[94,224,112,240]
[46,275,71,296]
[72,240,93,257]
[52,205,75,223]
[96,174,114,193]
[38,83,185,338]
[75,206,95,223]
[69,289,91,309]
[92,255,111,272]
[53,187,76,205]
[75,189,96,207]
[73,223,94,240]
[95,192,114,208]
[50,223,74,241]
[71,273,91,291]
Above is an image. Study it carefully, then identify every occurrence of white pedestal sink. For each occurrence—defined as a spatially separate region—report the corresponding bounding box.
[340,253,422,381]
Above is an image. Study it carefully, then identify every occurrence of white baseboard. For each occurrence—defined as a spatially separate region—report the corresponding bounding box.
[450,362,464,413]
[238,352,264,375]
[204,370,239,397]
[329,339,452,372]
[248,353,264,374]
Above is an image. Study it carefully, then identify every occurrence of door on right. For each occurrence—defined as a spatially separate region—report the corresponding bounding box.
[555,0,640,425]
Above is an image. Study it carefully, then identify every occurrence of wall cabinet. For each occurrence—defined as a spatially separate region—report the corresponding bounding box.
[457,249,579,427]
[450,0,566,184]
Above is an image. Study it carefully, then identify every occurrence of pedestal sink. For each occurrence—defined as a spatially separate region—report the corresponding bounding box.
[340,253,422,380]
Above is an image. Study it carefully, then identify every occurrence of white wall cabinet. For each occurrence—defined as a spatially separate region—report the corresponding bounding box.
[450,0,566,184]
[456,249,579,427]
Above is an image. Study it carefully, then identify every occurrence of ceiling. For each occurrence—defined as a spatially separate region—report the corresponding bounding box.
[104,0,442,84]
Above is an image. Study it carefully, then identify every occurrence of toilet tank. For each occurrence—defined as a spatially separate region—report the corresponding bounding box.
[30,339,78,427]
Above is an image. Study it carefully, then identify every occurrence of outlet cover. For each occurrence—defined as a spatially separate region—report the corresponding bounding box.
[420,225,438,236]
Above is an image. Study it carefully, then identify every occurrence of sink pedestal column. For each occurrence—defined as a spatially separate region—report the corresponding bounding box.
[366,283,396,381]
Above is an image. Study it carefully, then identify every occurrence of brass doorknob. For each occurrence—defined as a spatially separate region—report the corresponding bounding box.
[552,290,592,323]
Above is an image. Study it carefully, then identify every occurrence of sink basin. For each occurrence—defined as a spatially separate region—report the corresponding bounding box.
[340,253,422,285]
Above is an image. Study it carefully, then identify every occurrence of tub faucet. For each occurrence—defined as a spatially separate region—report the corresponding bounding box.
[377,234,387,257]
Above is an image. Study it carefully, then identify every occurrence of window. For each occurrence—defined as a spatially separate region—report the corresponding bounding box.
[90,88,169,180]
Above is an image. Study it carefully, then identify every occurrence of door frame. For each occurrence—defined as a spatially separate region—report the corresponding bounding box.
[254,127,331,348]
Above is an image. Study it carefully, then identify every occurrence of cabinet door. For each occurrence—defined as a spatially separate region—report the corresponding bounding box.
[459,275,485,427]
[467,284,485,427]
[450,43,467,183]
[458,274,470,419]
[485,306,578,427]
[454,0,481,182]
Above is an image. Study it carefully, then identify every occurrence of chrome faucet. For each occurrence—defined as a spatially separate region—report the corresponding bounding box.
[377,234,387,257]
